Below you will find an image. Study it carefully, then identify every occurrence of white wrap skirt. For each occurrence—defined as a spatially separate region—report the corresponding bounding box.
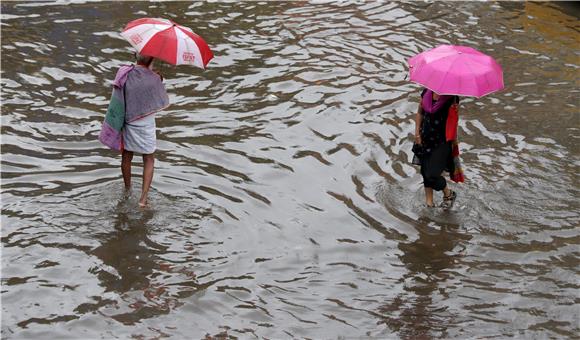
[123,114,156,154]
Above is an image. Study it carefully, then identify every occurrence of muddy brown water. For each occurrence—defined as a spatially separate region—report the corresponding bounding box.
[1,1,579,339]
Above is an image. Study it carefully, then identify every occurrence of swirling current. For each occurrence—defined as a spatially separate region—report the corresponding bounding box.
[1,1,579,339]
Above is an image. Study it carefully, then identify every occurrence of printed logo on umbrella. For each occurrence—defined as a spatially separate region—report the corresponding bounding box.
[182,52,195,62]
[130,34,142,45]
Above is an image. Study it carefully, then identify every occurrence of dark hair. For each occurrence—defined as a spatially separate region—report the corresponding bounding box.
[135,52,154,67]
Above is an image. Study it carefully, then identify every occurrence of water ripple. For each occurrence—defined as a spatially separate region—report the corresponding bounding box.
[1,1,579,339]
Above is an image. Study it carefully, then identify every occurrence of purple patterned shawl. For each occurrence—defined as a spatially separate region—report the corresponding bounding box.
[98,65,169,151]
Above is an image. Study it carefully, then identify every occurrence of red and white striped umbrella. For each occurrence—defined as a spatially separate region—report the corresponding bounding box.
[120,18,214,69]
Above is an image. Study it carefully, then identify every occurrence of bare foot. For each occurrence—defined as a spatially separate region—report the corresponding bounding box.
[138,200,148,208]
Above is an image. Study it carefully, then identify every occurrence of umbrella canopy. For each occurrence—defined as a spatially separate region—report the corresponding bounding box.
[408,45,503,97]
[121,18,213,69]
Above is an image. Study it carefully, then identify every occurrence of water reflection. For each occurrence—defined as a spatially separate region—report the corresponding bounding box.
[90,198,204,326]
[380,220,470,339]
[90,201,163,324]
[93,203,158,294]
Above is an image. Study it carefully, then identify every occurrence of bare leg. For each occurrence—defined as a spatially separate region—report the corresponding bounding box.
[122,150,134,190]
[424,187,434,207]
[139,153,155,207]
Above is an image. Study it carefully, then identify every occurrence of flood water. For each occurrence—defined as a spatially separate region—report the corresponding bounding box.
[1,1,579,339]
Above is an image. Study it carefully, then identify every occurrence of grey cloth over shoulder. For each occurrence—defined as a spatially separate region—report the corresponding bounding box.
[123,66,169,154]
[124,66,169,122]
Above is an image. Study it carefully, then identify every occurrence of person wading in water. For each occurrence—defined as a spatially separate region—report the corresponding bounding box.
[413,88,462,209]
[99,53,169,207]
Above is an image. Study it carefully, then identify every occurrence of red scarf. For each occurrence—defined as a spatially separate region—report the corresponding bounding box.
[446,103,458,141]
[446,103,464,183]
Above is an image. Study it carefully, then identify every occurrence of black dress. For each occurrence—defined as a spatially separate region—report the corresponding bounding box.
[418,90,458,191]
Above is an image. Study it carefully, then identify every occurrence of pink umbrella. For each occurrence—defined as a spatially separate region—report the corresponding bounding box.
[120,18,213,69]
[408,45,504,97]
